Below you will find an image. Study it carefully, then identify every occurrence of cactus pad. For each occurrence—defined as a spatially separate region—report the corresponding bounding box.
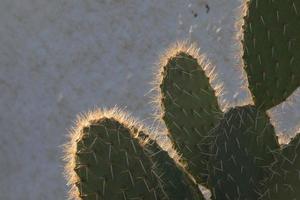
[64,109,203,200]
[261,134,300,199]
[243,0,300,110]
[159,43,222,184]
[208,105,279,200]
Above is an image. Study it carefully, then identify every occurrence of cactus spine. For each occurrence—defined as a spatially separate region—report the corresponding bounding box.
[64,0,300,199]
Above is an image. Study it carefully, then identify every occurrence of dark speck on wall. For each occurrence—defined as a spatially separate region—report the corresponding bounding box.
[191,3,210,17]
[191,10,198,18]
[205,4,210,13]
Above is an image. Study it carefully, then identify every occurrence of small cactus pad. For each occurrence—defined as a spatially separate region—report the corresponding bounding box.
[208,105,279,200]
[65,109,203,200]
[159,43,222,184]
[243,0,300,110]
[261,133,300,200]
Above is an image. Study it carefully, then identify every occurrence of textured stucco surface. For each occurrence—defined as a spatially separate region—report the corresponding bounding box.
[0,0,299,199]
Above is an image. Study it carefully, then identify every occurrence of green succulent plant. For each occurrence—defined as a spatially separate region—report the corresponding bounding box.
[64,0,300,199]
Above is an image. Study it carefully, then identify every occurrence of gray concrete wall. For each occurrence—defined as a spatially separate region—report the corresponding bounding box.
[0,0,299,199]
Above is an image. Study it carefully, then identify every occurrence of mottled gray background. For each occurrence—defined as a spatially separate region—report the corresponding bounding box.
[0,0,299,199]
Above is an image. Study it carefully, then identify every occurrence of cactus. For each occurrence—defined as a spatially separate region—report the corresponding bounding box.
[207,105,279,199]
[261,133,300,199]
[158,45,222,185]
[64,109,203,200]
[243,0,300,111]
[64,1,300,199]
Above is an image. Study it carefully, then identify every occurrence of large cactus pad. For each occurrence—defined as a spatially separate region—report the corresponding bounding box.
[65,110,203,200]
[243,0,300,110]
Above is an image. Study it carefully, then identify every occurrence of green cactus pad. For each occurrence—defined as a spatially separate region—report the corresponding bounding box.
[147,138,205,200]
[69,114,203,200]
[208,105,279,200]
[159,48,222,184]
[243,0,300,110]
[261,133,300,200]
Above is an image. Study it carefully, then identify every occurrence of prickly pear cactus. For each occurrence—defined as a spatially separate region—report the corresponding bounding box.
[64,1,300,199]
[158,45,222,185]
[243,0,300,111]
[207,106,279,199]
[262,133,300,199]
[64,109,203,200]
